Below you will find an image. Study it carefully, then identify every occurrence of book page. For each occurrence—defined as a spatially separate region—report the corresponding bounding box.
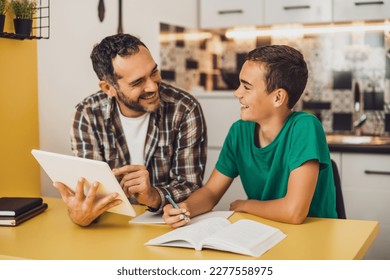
[201,219,286,257]
[145,217,231,250]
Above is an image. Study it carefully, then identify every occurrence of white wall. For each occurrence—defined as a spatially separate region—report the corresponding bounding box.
[37,0,198,196]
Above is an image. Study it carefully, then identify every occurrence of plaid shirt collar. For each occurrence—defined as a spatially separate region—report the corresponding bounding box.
[103,94,163,167]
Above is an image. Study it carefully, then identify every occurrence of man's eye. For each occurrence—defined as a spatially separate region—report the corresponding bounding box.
[132,80,143,87]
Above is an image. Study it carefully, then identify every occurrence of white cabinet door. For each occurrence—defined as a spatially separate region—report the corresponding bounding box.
[205,148,247,211]
[196,93,240,148]
[341,153,390,259]
[199,0,265,29]
[333,0,390,22]
[264,0,332,25]
[342,153,390,190]
[330,152,342,175]
[196,93,247,210]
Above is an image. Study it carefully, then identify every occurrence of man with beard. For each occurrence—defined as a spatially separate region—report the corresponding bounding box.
[54,34,207,226]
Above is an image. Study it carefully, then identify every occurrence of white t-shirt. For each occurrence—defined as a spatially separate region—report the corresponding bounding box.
[118,108,150,165]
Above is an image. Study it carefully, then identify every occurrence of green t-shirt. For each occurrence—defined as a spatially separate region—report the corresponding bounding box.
[216,111,337,219]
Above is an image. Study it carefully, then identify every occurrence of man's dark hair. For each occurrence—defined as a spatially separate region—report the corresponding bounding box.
[246,45,308,109]
[90,33,147,84]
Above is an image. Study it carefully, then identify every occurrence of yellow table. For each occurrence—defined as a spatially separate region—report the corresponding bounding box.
[0,197,379,260]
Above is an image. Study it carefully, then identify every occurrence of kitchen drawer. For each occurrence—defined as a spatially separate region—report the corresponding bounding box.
[343,188,390,223]
[199,0,265,29]
[333,0,390,22]
[341,153,390,189]
[342,188,390,259]
[264,0,332,25]
[339,152,390,259]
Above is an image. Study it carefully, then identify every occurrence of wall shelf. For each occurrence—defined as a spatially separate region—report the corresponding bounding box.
[0,0,50,40]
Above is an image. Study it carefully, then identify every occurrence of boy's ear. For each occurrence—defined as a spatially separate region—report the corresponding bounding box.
[99,80,116,97]
[273,89,288,108]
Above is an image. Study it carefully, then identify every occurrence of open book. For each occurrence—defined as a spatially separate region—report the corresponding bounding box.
[145,217,286,257]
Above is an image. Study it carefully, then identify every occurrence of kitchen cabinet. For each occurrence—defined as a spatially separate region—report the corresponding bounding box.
[330,152,342,181]
[333,0,390,22]
[330,152,342,173]
[196,93,239,148]
[340,153,390,259]
[264,0,332,25]
[199,0,389,31]
[199,0,265,29]
[195,92,247,210]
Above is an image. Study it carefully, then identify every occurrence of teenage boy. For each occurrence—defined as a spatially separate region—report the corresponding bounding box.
[163,45,337,227]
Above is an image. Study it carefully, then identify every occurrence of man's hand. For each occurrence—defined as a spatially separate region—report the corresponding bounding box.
[53,177,122,227]
[113,165,161,208]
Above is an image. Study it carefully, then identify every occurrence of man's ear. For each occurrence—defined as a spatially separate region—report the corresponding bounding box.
[99,80,116,97]
[273,89,288,108]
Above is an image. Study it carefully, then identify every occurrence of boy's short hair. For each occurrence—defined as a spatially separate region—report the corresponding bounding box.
[246,45,308,109]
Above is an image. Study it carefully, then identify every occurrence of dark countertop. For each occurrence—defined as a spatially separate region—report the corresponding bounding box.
[328,143,390,154]
[326,134,390,154]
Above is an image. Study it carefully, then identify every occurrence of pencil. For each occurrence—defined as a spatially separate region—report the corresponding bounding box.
[165,194,188,222]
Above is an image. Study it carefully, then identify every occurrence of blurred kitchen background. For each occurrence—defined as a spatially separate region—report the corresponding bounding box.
[159,13,390,136]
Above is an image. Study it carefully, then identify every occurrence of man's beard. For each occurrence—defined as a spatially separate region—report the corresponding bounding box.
[116,87,160,114]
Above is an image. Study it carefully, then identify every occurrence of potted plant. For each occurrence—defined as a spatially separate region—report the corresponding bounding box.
[0,0,8,33]
[10,0,36,36]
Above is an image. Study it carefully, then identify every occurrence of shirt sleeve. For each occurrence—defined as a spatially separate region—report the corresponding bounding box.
[288,115,330,172]
[70,106,104,161]
[151,103,208,212]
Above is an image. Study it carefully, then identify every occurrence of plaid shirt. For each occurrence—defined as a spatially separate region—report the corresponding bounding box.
[70,82,207,212]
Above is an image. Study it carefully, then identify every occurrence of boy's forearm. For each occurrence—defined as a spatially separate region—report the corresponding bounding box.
[185,188,217,218]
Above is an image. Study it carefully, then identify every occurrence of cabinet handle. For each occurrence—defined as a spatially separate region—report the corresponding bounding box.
[218,9,243,15]
[283,5,311,10]
[364,170,390,175]
[354,1,384,6]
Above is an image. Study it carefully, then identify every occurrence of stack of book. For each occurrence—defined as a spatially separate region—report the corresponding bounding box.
[0,197,48,226]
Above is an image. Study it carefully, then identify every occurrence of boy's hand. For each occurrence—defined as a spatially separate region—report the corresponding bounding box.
[162,203,190,228]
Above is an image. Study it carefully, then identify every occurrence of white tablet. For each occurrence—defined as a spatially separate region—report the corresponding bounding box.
[31,149,136,217]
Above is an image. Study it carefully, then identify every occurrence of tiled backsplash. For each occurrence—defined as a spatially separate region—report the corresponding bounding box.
[160,23,390,135]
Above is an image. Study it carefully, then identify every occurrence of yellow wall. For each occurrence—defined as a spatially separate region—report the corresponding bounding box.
[0,13,40,196]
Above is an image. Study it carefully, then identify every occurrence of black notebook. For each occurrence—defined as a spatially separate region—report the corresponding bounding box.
[0,203,48,226]
[0,197,43,216]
